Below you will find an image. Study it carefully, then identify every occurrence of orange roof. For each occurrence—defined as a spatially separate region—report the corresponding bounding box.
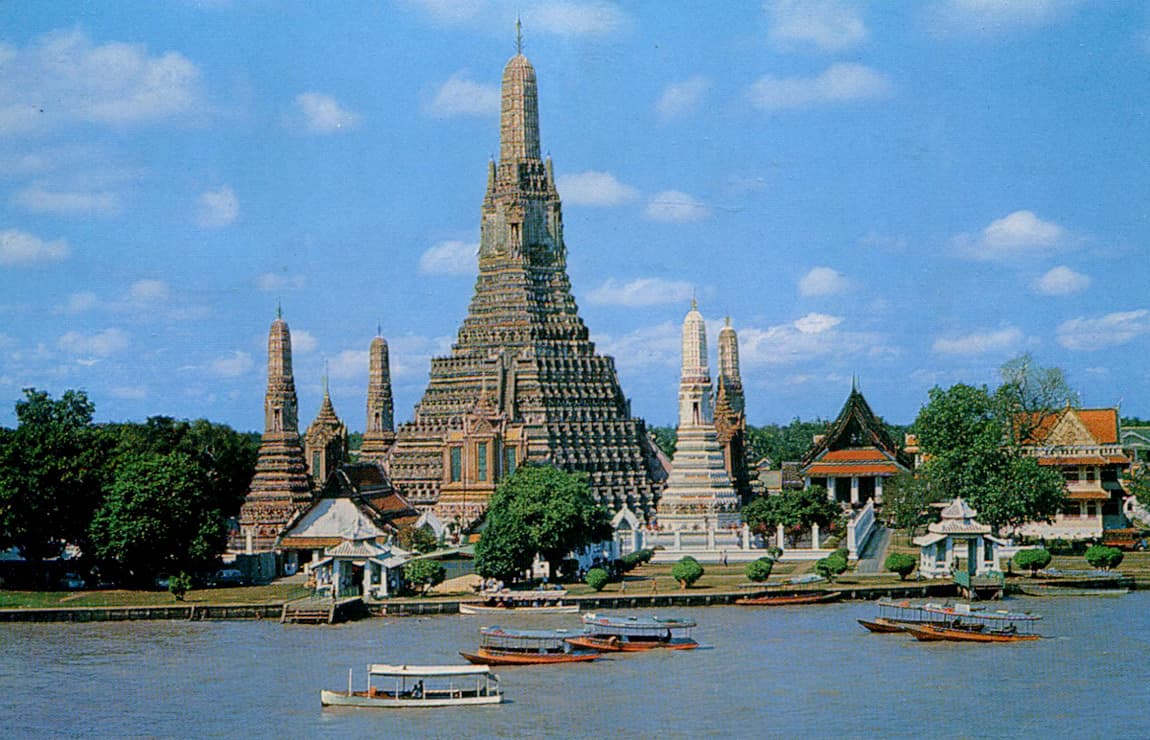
[805,463,903,476]
[1066,490,1111,501]
[1038,456,1108,466]
[1020,407,1119,445]
[821,449,891,462]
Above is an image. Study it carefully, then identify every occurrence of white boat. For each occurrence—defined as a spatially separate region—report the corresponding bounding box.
[320,663,503,708]
[459,589,579,614]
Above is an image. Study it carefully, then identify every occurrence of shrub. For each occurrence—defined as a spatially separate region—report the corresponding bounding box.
[671,556,704,589]
[403,559,446,596]
[883,553,916,580]
[168,572,192,601]
[620,548,654,572]
[1084,544,1124,571]
[815,552,848,583]
[585,567,610,591]
[1012,548,1052,576]
[745,557,774,583]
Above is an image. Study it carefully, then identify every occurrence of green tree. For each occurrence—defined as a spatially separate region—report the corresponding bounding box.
[475,464,613,582]
[883,553,916,580]
[815,551,848,582]
[649,426,677,458]
[671,556,704,589]
[740,487,840,547]
[1084,544,1124,571]
[914,382,1065,533]
[88,451,226,584]
[584,567,609,591]
[1127,465,1150,511]
[397,524,438,554]
[403,558,446,596]
[881,472,941,536]
[1012,548,1052,576]
[168,572,193,601]
[0,389,110,562]
[996,353,1076,446]
[745,557,774,582]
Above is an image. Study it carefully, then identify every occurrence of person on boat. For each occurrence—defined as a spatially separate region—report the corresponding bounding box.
[412,681,424,699]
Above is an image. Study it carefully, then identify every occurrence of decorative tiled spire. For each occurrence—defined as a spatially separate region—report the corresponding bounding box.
[361,332,395,461]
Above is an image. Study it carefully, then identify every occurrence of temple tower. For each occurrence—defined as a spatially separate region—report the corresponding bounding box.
[714,317,753,504]
[304,375,348,487]
[657,302,740,531]
[359,333,395,462]
[386,41,666,524]
[234,311,313,553]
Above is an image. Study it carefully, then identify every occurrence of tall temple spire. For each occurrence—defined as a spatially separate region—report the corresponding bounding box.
[234,312,312,554]
[361,333,395,462]
[499,40,541,164]
[305,371,347,488]
[714,316,752,503]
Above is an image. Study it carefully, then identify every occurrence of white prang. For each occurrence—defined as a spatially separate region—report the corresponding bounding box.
[656,300,740,531]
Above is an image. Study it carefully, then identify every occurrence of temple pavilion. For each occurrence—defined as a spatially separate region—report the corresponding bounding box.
[799,384,913,507]
[914,498,1008,579]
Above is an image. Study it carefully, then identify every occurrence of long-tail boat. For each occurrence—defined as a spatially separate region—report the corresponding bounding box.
[736,591,841,606]
[459,626,600,665]
[459,589,579,614]
[900,605,1043,643]
[858,600,986,634]
[565,613,699,652]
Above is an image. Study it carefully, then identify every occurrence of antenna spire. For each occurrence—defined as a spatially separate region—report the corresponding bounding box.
[276,300,282,320]
[516,16,523,54]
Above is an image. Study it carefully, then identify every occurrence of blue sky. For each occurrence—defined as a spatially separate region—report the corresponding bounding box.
[2,1,1150,432]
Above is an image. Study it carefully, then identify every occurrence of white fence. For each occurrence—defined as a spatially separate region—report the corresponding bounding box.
[845,499,876,562]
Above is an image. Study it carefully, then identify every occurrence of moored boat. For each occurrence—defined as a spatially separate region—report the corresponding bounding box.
[459,589,579,614]
[856,617,906,633]
[736,591,841,606]
[460,626,600,665]
[893,604,1043,643]
[1018,584,1129,597]
[567,612,699,651]
[320,664,502,708]
[902,623,1041,643]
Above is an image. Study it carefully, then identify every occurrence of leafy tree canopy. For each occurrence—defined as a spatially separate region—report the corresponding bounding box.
[883,552,916,580]
[585,567,609,591]
[882,471,943,536]
[671,556,704,589]
[403,559,446,596]
[397,524,438,554]
[1012,548,1052,576]
[1084,544,1124,571]
[741,487,840,546]
[745,557,774,582]
[475,464,613,582]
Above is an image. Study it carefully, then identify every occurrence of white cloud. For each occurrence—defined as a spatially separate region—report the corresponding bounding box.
[12,185,121,216]
[932,326,1024,355]
[110,385,148,400]
[419,240,477,276]
[798,266,850,297]
[737,313,893,366]
[644,190,711,222]
[426,72,500,118]
[656,76,710,121]
[291,329,318,355]
[0,229,70,265]
[593,321,681,371]
[747,63,891,110]
[59,291,100,314]
[126,279,170,304]
[388,333,455,379]
[256,272,307,292]
[531,1,629,36]
[1033,265,1090,296]
[0,29,203,135]
[586,278,694,307]
[195,185,239,228]
[57,328,129,357]
[209,350,254,377]
[327,348,370,380]
[927,0,1081,35]
[294,92,362,134]
[556,171,639,206]
[952,210,1067,261]
[1057,310,1150,351]
[766,0,867,51]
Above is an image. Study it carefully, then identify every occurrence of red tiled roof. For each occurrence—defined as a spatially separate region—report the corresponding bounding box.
[1066,490,1111,501]
[1020,407,1119,445]
[805,463,903,476]
[821,449,891,462]
[1038,456,1108,466]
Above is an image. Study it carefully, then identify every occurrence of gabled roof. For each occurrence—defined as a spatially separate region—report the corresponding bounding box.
[1019,407,1119,446]
[277,462,419,547]
[800,387,912,472]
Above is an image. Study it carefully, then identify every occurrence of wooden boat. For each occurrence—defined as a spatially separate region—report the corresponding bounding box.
[460,626,600,665]
[903,623,1041,643]
[320,663,502,708]
[857,617,906,633]
[736,591,841,606]
[567,612,699,651]
[860,601,990,635]
[1018,584,1129,597]
[894,604,1043,643]
[459,589,579,614]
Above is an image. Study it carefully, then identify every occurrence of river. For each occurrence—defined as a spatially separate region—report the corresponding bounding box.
[3,592,1148,738]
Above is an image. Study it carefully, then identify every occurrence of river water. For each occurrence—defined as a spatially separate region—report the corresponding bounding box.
[3,592,1148,738]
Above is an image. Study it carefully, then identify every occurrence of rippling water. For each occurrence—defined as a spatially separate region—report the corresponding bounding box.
[2,592,1147,738]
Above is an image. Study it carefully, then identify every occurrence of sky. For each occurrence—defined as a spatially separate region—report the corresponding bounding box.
[2,1,1150,433]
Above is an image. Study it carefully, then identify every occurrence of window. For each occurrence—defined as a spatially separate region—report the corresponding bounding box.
[477,442,488,482]
[449,447,462,482]
[504,447,517,476]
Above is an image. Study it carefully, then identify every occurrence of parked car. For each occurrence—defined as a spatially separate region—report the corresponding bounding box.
[61,573,85,590]
[212,568,246,587]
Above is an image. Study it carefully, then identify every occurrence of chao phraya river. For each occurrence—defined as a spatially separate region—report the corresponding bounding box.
[3,592,1148,738]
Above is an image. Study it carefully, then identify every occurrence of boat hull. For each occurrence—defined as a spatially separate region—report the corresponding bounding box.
[459,603,580,615]
[1018,586,1128,597]
[857,618,905,633]
[736,591,841,606]
[902,624,1041,643]
[459,649,599,665]
[564,635,698,652]
[320,690,502,708]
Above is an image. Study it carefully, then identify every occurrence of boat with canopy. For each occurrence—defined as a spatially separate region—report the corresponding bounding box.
[865,602,1044,642]
[565,613,699,652]
[460,626,600,665]
[320,664,503,708]
[459,589,579,614]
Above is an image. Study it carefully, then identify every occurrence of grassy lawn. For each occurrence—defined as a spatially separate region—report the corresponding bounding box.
[0,582,311,609]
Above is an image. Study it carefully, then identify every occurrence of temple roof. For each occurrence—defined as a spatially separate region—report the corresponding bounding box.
[1019,406,1120,446]
[799,387,912,473]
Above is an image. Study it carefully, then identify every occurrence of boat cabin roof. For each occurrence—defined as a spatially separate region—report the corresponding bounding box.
[481,626,574,640]
[368,664,494,677]
[582,613,697,629]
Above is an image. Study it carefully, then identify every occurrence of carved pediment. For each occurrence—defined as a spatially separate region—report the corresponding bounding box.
[1045,409,1098,447]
